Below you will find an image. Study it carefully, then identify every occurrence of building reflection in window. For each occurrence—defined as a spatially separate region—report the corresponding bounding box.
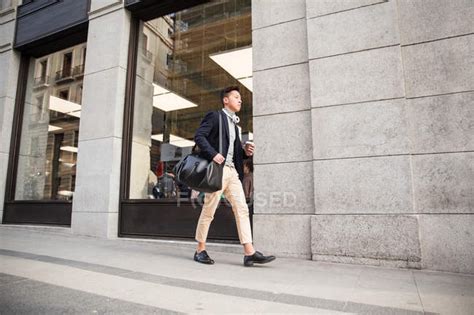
[14,43,86,201]
[130,0,253,201]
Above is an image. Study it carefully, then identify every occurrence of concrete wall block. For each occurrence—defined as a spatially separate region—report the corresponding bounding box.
[253,111,313,164]
[397,0,474,45]
[306,0,385,18]
[90,0,123,13]
[412,153,474,214]
[76,137,122,177]
[254,161,314,214]
[253,214,311,258]
[85,8,130,74]
[253,63,310,116]
[0,19,15,47]
[253,19,307,71]
[307,0,399,59]
[402,35,474,98]
[71,211,118,239]
[72,174,116,213]
[313,156,413,214]
[0,96,14,154]
[0,152,8,214]
[252,0,306,29]
[419,214,474,274]
[310,46,404,107]
[0,50,20,98]
[408,92,474,154]
[312,99,410,159]
[73,137,122,215]
[311,215,421,266]
[0,5,16,25]
[79,66,127,141]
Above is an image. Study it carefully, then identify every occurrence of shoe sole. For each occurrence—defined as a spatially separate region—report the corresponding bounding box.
[244,256,276,267]
[194,257,215,265]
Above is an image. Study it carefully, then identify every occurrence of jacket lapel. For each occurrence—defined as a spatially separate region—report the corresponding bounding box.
[220,110,230,143]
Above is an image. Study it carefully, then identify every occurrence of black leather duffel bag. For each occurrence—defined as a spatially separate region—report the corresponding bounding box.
[174,113,223,193]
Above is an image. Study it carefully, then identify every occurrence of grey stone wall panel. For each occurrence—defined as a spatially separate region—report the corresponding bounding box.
[0,50,20,99]
[73,137,122,213]
[253,18,308,71]
[313,156,413,214]
[312,99,410,159]
[402,35,474,98]
[0,152,8,214]
[0,96,14,154]
[407,92,474,153]
[253,214,311,258]
[412,153,474,214]
[253,63,310,116]
[253,111,313,164]
[0,19,14,48]
[306,0,386,18]
[397,0,474,45]
[419,214,474,274]
[84,9,130,75]
[90,0,123,13]
[79,67,127,141]
[310,46,405,107]
[253,161,314,214]
[311,215,421,264]
[71,211,118,239]
[252,0,306,29]
[307,0,399,59]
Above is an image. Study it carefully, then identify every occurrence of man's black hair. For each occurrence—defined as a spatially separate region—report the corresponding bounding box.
[220,86,240,106]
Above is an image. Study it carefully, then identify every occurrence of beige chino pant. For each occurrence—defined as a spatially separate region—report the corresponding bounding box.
[195,165,253,244]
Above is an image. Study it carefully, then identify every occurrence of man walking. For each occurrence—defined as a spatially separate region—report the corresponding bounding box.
[193,86,276,267]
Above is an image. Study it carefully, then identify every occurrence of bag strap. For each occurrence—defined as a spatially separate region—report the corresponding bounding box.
[218,110,222,154]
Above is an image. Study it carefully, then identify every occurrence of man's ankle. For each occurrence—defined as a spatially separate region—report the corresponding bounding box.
[196,242,206,253]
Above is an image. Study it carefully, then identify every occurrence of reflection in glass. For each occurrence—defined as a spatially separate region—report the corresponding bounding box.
[130,0,253,201]
[14,43,86,201]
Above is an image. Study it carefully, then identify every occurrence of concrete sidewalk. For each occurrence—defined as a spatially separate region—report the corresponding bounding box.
[0,225,473,314]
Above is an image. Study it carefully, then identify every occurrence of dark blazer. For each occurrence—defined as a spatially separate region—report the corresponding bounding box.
[194,110,248,181]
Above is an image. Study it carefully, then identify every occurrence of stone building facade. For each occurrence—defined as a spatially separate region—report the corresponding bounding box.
[0,0,473,274]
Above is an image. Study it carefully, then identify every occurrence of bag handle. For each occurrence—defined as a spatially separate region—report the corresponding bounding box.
[218,111,222,155]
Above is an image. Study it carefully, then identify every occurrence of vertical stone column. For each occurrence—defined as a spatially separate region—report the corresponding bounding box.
[252,0,314,258]
[0,3,20,223]
[397,0,474,273]
[306,0,422,268]
[71,1,131,238]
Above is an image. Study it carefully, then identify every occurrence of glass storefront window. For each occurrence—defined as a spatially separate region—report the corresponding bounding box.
[130,0,252,201]
[14,43,86,201]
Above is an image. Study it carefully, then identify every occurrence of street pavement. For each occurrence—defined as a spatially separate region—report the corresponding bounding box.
[0,225,473,314]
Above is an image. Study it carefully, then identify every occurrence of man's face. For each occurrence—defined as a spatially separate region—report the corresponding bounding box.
[223,90,242,112]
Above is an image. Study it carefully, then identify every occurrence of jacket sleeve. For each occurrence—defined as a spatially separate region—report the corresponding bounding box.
[194,111,219,161]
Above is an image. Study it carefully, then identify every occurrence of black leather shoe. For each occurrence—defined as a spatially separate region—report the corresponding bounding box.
[194,250,215,265]
[244,251,276,267]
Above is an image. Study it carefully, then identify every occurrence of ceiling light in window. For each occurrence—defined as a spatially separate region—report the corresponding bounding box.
[151,133,195,148]
[60,146,78,153]
[152,83,198,112]
[68,111,81,118]
[58,190,74,197]
[238,77,253,92]
[49,96,81,114]
[209,47,252,80]
[48,125,62,132]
